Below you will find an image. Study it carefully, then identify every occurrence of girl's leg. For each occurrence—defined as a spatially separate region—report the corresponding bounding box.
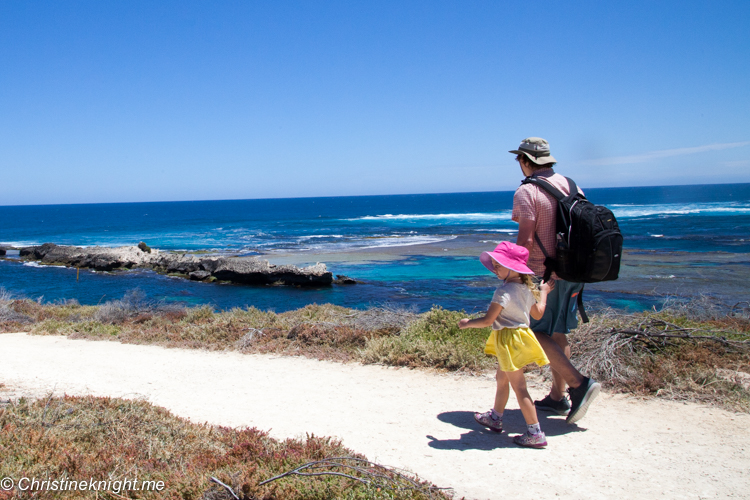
[474,366,509,432]
[507,369,548,448]
[494,366,510,414]
[505,369,539,425]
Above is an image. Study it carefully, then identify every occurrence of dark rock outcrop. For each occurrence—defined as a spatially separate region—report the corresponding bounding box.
[189,270,212,281]
[333,274,359,285]
[20,243,333,287]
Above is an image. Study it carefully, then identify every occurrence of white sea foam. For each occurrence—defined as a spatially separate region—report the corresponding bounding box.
[23,261,68,269]
[288,234,458,252]
[358,235,457,249]
[1,241,38,248]
[610,202,750,219]
[299,235,345,240]
[345,212,513,222]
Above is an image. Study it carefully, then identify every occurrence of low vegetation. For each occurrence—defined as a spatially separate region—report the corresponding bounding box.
[573,297,750,411]
[1,289,748,411]
[0,395,447,500]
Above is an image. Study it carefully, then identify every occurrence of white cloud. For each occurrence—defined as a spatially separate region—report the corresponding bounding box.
[582,141,750,166]
[722,160,750,168]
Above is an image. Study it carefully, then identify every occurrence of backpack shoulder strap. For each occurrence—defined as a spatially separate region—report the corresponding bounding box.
[521,176,565,201]
[520,176,560,283]
[564,177,585,199]
[577,285,589,323]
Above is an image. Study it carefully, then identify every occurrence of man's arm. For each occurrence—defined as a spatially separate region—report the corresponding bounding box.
[516,217,536,252]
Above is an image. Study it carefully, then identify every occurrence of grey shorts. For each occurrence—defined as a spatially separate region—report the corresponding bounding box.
[530,279,584,336]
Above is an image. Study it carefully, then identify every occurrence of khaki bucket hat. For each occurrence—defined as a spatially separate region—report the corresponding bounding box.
[509,137,557,165]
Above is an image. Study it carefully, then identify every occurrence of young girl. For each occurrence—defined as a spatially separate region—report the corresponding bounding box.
[458,241,553,448]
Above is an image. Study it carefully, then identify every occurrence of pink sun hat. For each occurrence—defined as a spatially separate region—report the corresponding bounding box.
[480,241,534,275]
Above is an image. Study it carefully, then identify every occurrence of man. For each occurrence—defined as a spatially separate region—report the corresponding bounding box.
[509,137,600,424]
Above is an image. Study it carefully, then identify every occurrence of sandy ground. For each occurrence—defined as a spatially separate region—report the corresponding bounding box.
[1,333,748,500]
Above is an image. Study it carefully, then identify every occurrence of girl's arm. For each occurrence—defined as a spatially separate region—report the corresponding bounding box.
[458,302,503,329]
[530,280,555,320]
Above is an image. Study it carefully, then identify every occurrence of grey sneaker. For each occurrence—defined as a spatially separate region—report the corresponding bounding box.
[566,377,601,424]
[534,395,571,416]
[474,410,503,433]
[513,431,547,448]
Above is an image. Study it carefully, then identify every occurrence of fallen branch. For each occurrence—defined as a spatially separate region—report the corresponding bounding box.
[612,329,749,348]
[210,476,239,499]
[259,457,450,497]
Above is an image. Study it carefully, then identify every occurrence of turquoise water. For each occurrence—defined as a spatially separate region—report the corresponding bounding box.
[1,183,749,312]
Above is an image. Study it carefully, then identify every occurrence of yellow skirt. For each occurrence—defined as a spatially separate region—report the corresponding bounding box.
[484,327,549,372]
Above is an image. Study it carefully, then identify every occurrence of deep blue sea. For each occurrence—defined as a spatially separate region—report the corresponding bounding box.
[2,183,749,313]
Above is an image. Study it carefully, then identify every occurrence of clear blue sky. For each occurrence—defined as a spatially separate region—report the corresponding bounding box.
[1,1,748,205]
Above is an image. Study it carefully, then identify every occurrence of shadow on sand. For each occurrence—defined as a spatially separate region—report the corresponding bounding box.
[426,410,586,450]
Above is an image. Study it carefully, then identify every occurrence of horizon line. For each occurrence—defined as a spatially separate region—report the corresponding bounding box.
[2,180,750,208]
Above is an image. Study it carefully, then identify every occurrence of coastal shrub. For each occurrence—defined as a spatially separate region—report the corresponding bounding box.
[71,320,123,338]
[94,289,158,324]
[183,304,215,323]
[361,307,495,372]
[279,303,357,326]
[0,296,37,326]
[571,303,750,411]
[31,319,121,338]
[0,302,34,326]
[30,319,76,336]
[354,304,419,334]
[39,302,96,322]
[236,325,383,363]
[0,395,445,500]
[224,306,282,329]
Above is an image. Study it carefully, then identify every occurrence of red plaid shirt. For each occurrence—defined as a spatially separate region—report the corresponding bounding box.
[511,168,582,278]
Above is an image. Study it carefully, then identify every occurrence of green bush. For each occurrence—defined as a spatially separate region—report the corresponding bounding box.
[361,306,494,371]
[32,319,121,337]
[182,305,215,323]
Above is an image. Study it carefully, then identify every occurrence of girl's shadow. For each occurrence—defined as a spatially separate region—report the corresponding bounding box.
[426,410,585,450]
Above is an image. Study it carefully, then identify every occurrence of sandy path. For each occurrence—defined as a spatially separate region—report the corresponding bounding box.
[1,333,748,500]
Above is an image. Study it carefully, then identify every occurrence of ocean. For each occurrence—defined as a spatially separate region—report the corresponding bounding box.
[1,183,749,313]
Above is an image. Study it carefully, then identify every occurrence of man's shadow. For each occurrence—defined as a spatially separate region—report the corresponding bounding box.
[426,410,585,450]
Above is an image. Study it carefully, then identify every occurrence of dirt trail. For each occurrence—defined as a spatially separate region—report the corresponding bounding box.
[1,333,748,500]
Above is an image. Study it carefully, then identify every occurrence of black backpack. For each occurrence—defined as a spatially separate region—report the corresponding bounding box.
[521,176,623,322]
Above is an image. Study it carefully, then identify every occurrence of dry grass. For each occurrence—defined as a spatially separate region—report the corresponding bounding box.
[1,289,748,411]
[572,298,750,411]
[0,395,447,500]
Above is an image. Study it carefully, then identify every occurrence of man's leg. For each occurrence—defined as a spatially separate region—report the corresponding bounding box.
[548,332,572,400]
[532,279,600,423]
[535,331,599,423]
[534,331,583,390]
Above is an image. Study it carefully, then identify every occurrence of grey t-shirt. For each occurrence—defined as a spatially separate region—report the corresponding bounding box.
[490,282,536,330]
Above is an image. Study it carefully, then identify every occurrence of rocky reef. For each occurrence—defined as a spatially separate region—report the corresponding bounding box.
[19,243,333,287]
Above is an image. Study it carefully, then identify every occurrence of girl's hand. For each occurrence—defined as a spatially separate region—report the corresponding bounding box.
[458,318,471,329]
[540,280,555,294]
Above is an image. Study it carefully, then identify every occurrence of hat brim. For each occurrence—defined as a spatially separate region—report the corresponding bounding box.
[509,150,557,166]
[480,252,535,275]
